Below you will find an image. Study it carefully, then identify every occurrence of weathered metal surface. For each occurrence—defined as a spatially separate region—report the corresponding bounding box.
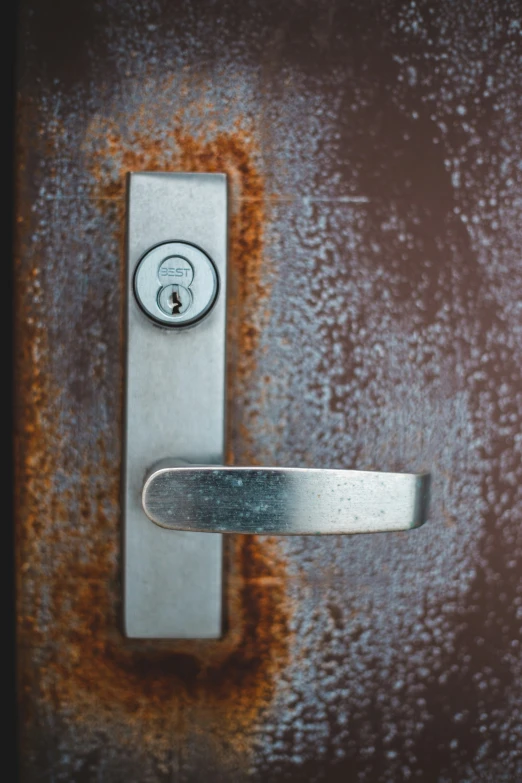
[15,0,522,780]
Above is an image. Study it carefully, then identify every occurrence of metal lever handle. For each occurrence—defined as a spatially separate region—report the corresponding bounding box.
[142,465,430,535]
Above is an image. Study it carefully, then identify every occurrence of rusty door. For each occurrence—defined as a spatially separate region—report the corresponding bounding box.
[15,1,522,780]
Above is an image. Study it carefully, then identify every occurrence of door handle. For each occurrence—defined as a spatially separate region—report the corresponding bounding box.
[123,172,430,639]
[142,464,429,535]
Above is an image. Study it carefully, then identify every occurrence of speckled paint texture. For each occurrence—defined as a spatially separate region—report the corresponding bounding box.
[15,1,522,780]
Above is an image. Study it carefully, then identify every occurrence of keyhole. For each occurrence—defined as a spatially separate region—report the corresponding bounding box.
[157,283,192,317]
[169,289,183,314]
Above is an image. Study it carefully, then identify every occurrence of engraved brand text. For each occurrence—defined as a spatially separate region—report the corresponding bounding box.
[160,268,192,278]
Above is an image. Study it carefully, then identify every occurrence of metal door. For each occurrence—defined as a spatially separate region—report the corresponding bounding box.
[15,1,522,780]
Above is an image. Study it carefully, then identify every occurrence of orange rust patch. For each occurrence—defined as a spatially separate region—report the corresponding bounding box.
[89,120,268,465]
[16,115,291,764]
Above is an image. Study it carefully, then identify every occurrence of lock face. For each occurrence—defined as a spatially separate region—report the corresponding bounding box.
[134,241,219,326]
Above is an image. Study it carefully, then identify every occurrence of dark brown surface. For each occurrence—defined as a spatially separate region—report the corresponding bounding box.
[15,1,522,780]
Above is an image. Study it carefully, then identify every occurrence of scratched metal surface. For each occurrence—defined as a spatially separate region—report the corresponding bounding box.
[15,1,522,780]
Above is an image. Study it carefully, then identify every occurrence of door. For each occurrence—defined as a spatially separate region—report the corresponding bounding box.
[16,1,522,780]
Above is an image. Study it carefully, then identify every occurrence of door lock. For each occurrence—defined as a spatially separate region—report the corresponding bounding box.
[134,240,219,327]
[123,172,430,640]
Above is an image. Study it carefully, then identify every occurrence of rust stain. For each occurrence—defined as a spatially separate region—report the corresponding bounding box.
[16,110,292,765]
[89,117,269,466]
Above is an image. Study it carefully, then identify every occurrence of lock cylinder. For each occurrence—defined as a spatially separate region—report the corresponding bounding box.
[134,241,219,327]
